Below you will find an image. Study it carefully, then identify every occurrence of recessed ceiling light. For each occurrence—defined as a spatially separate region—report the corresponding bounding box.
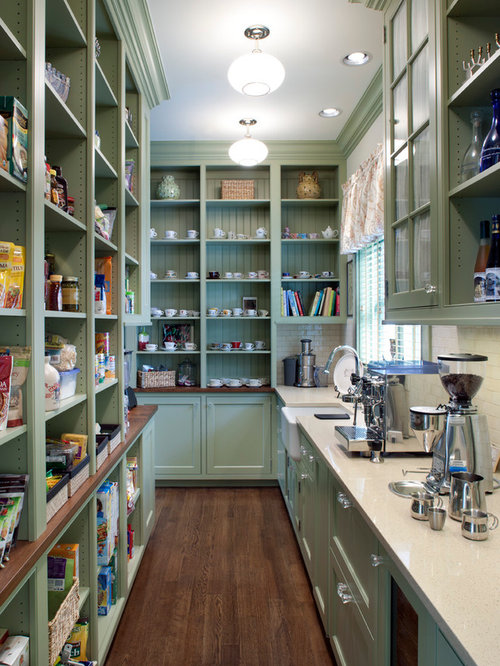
[343,51,371,66]
[319,108,342,118]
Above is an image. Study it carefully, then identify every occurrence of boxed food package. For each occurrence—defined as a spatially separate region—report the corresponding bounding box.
[60,433,87,465]
[0,97,28,183]
[0,635,29,666]
[97,566,112,616]
[94,256,112,315]
[4,245,25,309]
[0,346,31,428]
[65,618,89,661]
[0,355,13,432]
[96,481,118,565]
[48,543,79,579]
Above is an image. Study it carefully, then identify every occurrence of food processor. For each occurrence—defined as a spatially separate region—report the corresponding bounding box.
[423,353,493,494]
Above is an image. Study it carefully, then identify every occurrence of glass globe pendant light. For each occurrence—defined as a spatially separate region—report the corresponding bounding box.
[228,25,285,96]
[228,119,268,167]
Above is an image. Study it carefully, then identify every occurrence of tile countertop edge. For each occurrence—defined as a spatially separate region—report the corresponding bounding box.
[295,414,500,666]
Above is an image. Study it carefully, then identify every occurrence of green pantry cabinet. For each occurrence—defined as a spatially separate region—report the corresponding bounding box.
[137,393,274,480]
[279,425,466,666]
[0,0,166,663]
[384,0,500,325]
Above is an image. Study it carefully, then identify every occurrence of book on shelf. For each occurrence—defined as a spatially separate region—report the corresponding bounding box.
[308,291,321,316]
[295,291,304,316]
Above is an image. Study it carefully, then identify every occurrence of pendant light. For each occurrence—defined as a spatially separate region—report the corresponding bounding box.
[227,25,285,96]
[228,119,268,167]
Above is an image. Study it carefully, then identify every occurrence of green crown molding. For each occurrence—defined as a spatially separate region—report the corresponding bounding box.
[104,0,169,109]
[348,0,390,10]
[336,66,383,159]
[151,140,345,166]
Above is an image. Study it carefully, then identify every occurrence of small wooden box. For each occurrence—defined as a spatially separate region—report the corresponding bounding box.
[221,179,254,200]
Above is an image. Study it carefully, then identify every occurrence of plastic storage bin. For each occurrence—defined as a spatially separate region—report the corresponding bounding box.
[59,367,80,400]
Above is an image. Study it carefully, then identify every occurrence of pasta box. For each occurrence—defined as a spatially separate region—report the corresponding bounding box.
[0,635,29,666]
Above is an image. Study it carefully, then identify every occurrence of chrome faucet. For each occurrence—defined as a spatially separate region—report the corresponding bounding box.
[323,345,363,423]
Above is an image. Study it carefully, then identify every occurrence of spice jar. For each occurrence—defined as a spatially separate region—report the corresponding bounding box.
[48,274,62,311]
[62,276,79,312]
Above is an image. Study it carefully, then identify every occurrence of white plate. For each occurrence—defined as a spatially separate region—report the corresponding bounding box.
[333,354,364,395]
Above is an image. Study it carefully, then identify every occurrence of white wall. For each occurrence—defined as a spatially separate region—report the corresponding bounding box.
[346,112,384,179]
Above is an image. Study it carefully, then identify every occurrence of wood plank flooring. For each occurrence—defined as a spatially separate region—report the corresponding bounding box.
[105,487,336,665]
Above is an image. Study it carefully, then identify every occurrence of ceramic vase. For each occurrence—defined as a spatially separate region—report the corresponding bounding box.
[156,175,180,200]
[296,171,321,199]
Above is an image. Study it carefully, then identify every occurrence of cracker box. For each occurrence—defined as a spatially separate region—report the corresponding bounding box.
[48,543,79,579]
[0,635,29,666]
[97,566,112,616]
[0,98,28,183]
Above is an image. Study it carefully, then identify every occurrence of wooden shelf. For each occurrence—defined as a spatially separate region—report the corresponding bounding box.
[0,308,26,317]
[136,350,200,355]
[448,48,500,107]
[206,350,271,355]
[95,61,118,107]
[95,314,118,320]
[125,121,139,148]
[125,253,139,266]
[95,378,119,393]
[125,188,139,207]
[447,0,500,17]
[281,198,340,206]
[45,200,86,232]
[46,0,87,47]
[0,18,26,59]
[151,278,200,284]
[0,169,26,193]
[95,232,118,252]
[449,161,500,198]
[206,316,270,321]
[206,199,270,208]
[45,82,86,139]
[45,393,87,421]
[206,238,270,244]
[151,238,200,245]
[275,316,342,324]
[281,238,339,243]
[151,316,200,321]
[45,310,87,319]
[281,277,339,282]
[95,148,118,179]
[0,425,27,448]
[150,199,200,207]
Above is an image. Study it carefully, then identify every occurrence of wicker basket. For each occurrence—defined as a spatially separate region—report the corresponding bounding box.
[137,370,176,388]
[221,179,254,200]
[96,434,109,470]
[46,474,69,523]
[48,576,80,665]
[100,424,121,455]
[68,456,90,497]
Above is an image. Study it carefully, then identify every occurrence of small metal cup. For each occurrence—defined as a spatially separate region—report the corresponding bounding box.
[461,509,499,541]
[410,492,443,521]
[427,507,446,531]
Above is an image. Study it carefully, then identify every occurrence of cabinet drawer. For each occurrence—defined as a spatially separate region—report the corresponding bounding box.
[330,480,379,635]
[329,548,375,666]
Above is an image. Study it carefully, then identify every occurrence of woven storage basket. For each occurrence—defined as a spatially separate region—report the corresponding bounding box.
[46,474,69,523]
[68,456,90,497]
[100,424,121,455]
[137,370,176,389]
[221,179,254,200]
[48,577,80,665]
[96,434,109,470]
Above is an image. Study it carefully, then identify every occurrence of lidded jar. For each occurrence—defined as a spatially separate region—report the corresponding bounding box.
[176,358,196,386]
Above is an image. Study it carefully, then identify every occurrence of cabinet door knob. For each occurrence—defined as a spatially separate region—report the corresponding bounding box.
[337,492,353,509]
[337,582,354,604]
[370,554,385,567]
[308,454,315,463]
[300,446,307,456]
[300,473,309,481]
[424,283,437,294]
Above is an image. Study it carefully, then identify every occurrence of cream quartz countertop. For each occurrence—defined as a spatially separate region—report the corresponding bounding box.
[275,385,342,407]
[294,413,500,666]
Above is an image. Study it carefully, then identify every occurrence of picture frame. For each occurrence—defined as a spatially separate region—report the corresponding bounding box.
[242,296,257,312]
[346,259,354,317]
[162,323,193,344]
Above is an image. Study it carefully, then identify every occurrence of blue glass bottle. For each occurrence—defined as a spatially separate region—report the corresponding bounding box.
[479,89,500,172]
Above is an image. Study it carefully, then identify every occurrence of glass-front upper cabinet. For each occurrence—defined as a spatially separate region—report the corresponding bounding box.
[384,0,438,312]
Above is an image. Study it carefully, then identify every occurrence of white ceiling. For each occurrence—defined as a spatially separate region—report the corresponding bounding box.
[146,0,384,143]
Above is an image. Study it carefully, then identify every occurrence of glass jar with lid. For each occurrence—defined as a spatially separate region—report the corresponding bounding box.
[176,358,197,387]
[48,274,62,311]
[62,276,80,312]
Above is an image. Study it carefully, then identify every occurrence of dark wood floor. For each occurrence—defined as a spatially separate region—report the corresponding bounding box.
[105,487,336,665]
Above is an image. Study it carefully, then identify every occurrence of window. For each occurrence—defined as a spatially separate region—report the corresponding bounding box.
[356,239,421,363]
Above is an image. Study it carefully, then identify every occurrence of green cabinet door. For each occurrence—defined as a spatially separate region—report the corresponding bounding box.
[313,455,329,631]
[206,395,271,476]
[436,631,464,666]
[138,396,202,477]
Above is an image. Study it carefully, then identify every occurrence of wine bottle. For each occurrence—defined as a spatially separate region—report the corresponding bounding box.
[479,89,500,172]
[473,220,490,302]
[460,111,482,182]
[485,215,500,302]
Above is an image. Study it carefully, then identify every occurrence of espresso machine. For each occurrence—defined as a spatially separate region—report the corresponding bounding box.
[295,339,316,387]
[411,353,493,494]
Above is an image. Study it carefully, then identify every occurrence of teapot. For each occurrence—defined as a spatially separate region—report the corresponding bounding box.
[322,225,335,239]
[296,171,321,199]
[255,227,268,238]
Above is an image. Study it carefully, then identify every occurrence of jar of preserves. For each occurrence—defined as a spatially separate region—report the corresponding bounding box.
[61,276,79,312]
[48,274,62,311]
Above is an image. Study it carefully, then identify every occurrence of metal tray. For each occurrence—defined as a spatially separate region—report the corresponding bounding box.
[388,480,428,498]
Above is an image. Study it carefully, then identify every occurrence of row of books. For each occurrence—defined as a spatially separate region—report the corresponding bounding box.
[281,287,340,317]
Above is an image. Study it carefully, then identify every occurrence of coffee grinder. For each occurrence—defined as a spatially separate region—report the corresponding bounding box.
[425,353,492,494]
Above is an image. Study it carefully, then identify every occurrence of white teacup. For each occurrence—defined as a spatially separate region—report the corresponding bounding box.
[258,309,268,317]
[255,227,267,238]
[186,229,199,239]
[237,234,248,240]
[245,309,257,317]
[221,342,232,351]
[209,343,221,350]
[165,270,177,278]
[186,271,199,279]
[254,340,265,350]
[248,271,258,279]
[208,378,222,387]
[221,309,232,317]
[150,272,158,280]
[150,228,158,238]
[227,379,242,387]
[179,309,189,317]
[233,272,242,279]
[244,342,255,351]
[299,271,311,278]
[165,308,177,317]
[232,307,243,316]
[257,270,269,279]
[213,228,226,238]
[163,341,177,350]
[247,378,262,387]
[207,307,219,317]
[227,231,236,239]
[165,230,177,239]
[321,271,334,278]
[145,343,158,351]
[183,342,197,351]
[224,272,233,279]
[191,310,200,317]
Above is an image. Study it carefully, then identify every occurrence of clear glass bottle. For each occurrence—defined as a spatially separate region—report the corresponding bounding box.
[460,111,482,182]
[485,214,500,301]
[473,220,490,302]
[480,89,500,172]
